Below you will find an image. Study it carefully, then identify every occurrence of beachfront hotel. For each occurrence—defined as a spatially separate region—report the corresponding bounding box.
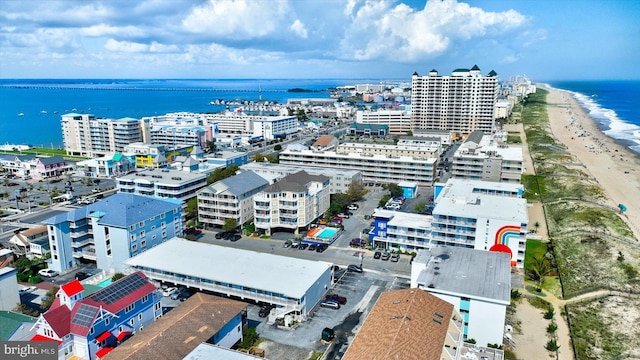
[279,140,438,187]
[355,109,412,135]
[411,65,498,135]
[451,130,524,183]
[369,178,527,268]
[61,113,146,157]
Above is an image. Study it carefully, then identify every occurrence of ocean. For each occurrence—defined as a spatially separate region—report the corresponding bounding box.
[1,79,639,155]
[546,80,640,154]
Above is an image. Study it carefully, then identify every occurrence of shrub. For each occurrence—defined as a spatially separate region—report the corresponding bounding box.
[237,327,258,349]
[547,323,558,334]
[112,273,125,282]
[28,275,42,284]
[17,273,30,282]
[543,307,555,320]
[545,339,560,351]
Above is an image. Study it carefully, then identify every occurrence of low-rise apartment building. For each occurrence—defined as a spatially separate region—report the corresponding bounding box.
[240,162,362,195]
[279,147,437,187]
[116,168,207,204]
[43,193,183,272]
[355,109,411,134]
[197,171,270,229]
[253,171,330,235]
[411,247,511,347]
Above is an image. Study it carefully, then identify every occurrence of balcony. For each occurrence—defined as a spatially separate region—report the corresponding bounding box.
[82,247,97,260]
[70,229,93,238]
[72,238,94,248]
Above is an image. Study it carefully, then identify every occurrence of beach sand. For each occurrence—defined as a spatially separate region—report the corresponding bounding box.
[545,87,640,240]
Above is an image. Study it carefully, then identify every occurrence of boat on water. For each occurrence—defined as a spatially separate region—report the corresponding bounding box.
[40,110,47,114]
[18,113,24,117]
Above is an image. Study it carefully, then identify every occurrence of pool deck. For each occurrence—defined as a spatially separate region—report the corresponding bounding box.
[303,226,342,245]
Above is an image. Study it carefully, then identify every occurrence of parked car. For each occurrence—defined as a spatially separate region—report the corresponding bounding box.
[18,286,37,296]
[291,240,301,249]
[320,300,341,309]
[381,252,391,261]
[215,232,225,239]
[391,253,400,262]
[373,251,382,259]
[7,182,19,187]
[337,213,349,219]
[308,244,316,251]
[298,243,309,250]
[38,269,59,278]
[347,265,364,273]
[75,271,92,281]
[283,240,292,248]
[258,305,272,318]
[331,216,343,223]
[325,294,347,305]
[350,238,362,247]
[162,287,178,297]
[316,244,328,253]
[230,233,241,242]
[347,204,359,211]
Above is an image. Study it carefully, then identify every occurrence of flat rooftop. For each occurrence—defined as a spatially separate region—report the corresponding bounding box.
[125,238,333,300]
[117,168,206,185]
[416,247,511,304]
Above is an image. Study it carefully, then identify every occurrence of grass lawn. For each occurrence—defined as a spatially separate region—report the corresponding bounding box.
[541,276,563,298]
[524,239,547,271]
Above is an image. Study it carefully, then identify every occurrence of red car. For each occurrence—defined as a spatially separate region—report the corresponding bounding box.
[7,182,19,186]
[331,216,343,223]
[325,294,347,305]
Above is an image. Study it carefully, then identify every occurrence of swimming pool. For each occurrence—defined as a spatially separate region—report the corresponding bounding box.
[97,278,113,288]
[316,227,338,239]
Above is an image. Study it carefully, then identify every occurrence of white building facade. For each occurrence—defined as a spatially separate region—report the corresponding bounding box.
[61,113,145,157]
[116,168,208,204]
[411,66,498,135]
[355,110,412,134]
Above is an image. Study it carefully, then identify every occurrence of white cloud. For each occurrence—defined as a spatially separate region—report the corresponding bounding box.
[501,54,519,64]
[290,19,308,38]
[104,39,148,53]
[149,42,180,53]
[181,0,290,40]
[340,0,527,62]
[81,24,146,38]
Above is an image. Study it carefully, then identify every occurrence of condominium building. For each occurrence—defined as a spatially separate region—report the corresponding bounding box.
[279,146,437,187]
[61,113,146,157]
[194,112,299,140]
[411,247,511,346]
[123,143,194,168]
[336,142,441,159]
[43,193,183,272]
[411,65,498,135]
[355,109,411,134]
[116,168,208,204]
[240,162,362,195]
[142,112,215,148]
[253,171,330,235]
[451,131,524,183]
[197,171,270,229]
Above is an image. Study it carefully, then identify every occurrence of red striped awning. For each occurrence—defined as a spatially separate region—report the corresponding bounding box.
[96,331,112,342]
[117,331,132,342]
[95,346,114,359]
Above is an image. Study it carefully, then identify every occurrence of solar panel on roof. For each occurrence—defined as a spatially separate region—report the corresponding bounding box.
[71,303,99,328]
[90,273,147,305]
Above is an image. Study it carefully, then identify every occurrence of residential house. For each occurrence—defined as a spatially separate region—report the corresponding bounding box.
[8,225,49,257]
[103,293,248,360]
[342,288,464,360]
[30,272,162,360]
[310,135,339,152]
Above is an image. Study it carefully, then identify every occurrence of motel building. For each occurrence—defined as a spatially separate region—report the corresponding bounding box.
[125,238,333,326]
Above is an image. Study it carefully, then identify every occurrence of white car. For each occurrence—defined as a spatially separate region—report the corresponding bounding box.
[19,286,37,296]
[162,287,178,297]
[38,269,59,278]
[347,204,359,211]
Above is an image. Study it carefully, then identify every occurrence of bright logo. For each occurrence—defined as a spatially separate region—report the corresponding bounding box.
[489,225,520,266]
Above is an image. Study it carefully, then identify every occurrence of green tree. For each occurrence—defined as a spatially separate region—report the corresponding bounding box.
[112,273,125,282]
[406,130,413,136]
[206,165,239,185]
[185,198,198,221]
[414,202,426,213]
[378,195,391,208]
[386,183,403,197]
[533,221,541,233]
[41,286,59,311]
[223,218,237,231]
[206,140,217,153]
[546,323,557,334]
[296,109,308,121]
[346,181,367,203]
[529,255,552,291]
[274,144,282,151]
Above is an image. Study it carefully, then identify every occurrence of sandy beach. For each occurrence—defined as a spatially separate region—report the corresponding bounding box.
[545,86,640,240]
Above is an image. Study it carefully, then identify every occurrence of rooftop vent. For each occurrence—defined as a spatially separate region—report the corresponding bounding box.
[427,284,435,288]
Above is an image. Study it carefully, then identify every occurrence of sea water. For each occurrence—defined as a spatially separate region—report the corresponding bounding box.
[547,80,640,154]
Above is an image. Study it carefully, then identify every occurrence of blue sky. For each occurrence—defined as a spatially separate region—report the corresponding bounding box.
[0,0,638,81]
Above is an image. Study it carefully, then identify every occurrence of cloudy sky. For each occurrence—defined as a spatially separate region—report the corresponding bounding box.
[1,0,638,81]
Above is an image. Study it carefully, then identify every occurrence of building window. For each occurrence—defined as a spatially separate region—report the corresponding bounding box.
[161,222,166,229]
[90,327,94,335]
[130,225,134,230]
[155,303,161,311]
[160,213,165,219]
[139,325,143,332]
[162,231,167,238]
[139,230,145,237]
[130,319,134,326]
[132,244,138,252]
[142,295,148,303]
[130,235,135,241]
[141,240,147,248]
[139,221,144,227]
[105,317,110,326]
[138,314,142,320]
[125,304,134,313]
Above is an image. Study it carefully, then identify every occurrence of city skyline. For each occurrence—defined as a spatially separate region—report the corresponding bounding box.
[0,0,638,81]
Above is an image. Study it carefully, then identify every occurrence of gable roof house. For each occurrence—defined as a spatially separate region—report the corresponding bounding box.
[30,272,162,360]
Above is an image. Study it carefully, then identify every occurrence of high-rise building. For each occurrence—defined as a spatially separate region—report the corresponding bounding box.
[61,113,146,157]
[411,65,498,134]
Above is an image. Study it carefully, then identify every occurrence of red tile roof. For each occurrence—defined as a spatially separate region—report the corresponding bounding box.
[42,302,71,338]
[61,280,84,297]
[31,334,62,345]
